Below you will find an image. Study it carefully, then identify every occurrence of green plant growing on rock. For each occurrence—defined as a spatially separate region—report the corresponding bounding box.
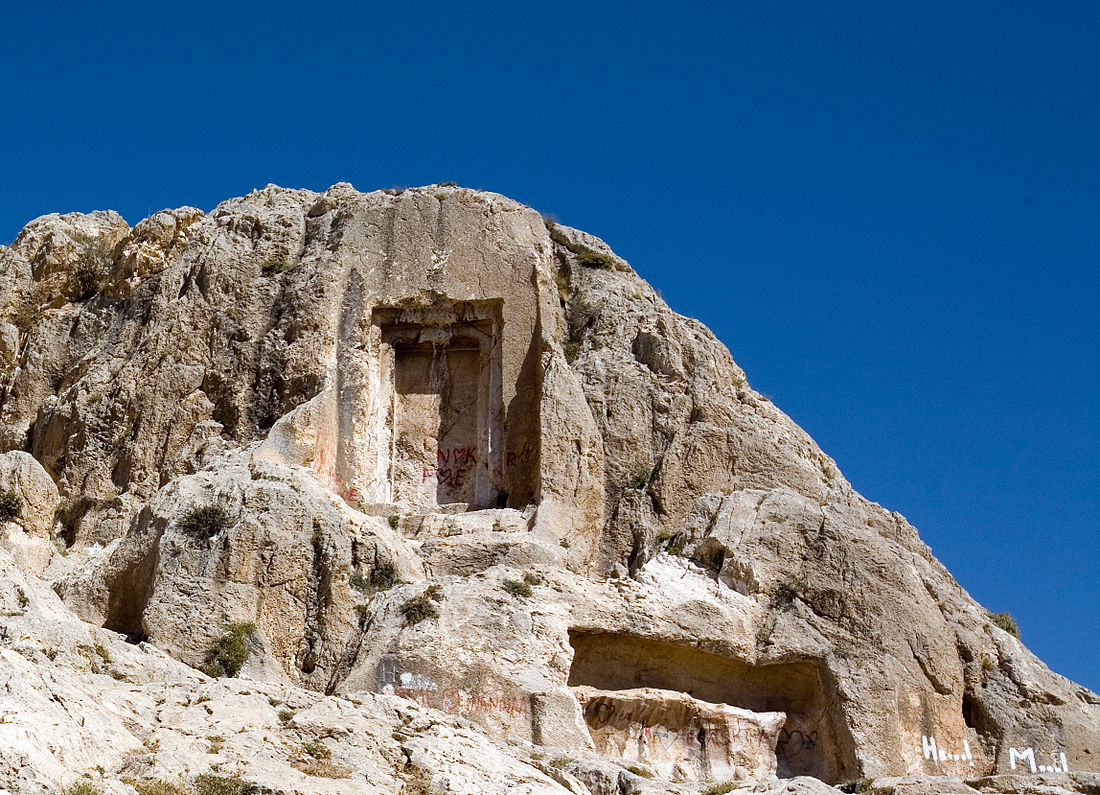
[132,781,189,795]
[351,561,398,595]
[503,579,533,599]
[755,624,773,646]
[0,489,21,523]
[626,466,651,490]
[194,774,254,795]
[624,764,654,778]
[989,611,1020,638]
[261,258,291,276]
[701,783,736,795]
[388,514,400,530]
[200,621,256,678]
[400,586,441,626]
[16,587,29,610]
[355,604,370,627]
[178,503,231,540]
[302,740,331,759]
[58,783,100,795]
[774,574,809,605]
[575,247,619,271]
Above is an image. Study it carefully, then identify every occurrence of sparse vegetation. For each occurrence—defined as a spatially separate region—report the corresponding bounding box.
[989,611,1020,638]
[0,489,21,522]
[132,781,189,795]
[278,708,294,723]
[503,579,533,599]
[11,296,44,331]
[388,514,400,530]
[200,621,256,678]
[194,774,253,795]
[626,466,651,490]
[837,777,875,794]
[72,235,116,299]
[563,341,582,363]
[301,740,331,759]
[351,561,398,594]
[575,247,619,271]
[16,587,29,609]
[261,258,291,276]
[206,734,224,754]
[624,764,654,778]
[982,655,996,672]
[755,624,773,646]
[400,767,434,795]
[549,757,572,770]
[773,573,809,605]
[400,587,441,626]
[292,758,353,778]
[355,604,370,626]
[701,783,736,795]
[58,783,100,795]
[93,642,112,664]
[178,504,231,540]
[554,269,571,299]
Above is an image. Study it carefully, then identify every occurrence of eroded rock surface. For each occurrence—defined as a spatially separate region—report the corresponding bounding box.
[0,183,1097,793]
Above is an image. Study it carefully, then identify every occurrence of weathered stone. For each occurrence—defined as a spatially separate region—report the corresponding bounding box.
[0,184,1096,793]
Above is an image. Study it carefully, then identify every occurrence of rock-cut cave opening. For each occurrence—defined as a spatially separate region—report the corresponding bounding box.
[567,631,858,784]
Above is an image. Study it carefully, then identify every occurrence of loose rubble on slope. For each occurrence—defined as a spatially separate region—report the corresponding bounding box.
[0,184,1096,794]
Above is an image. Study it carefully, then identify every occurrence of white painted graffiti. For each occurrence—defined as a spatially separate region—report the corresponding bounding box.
[1009,746,1069,774]
[922,735,975,766]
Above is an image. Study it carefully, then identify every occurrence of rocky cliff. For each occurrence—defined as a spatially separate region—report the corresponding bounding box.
[0,183,1096,795]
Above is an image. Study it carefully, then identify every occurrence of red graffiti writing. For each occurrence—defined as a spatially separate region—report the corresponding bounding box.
[437,446,477,466]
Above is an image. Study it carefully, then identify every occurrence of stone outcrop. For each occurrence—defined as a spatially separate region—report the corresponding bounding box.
[0,183,1097,793]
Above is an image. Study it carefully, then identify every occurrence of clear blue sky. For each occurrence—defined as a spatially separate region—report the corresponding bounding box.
[2,2,1096,690]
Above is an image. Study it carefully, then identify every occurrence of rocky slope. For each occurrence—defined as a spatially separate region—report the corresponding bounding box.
[0,183,1096,794]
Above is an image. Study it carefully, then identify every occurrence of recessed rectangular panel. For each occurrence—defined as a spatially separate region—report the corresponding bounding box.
[393,345,482,506]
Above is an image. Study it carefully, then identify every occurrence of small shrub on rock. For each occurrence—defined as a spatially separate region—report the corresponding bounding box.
[194,774,254,795]
[302,740,331,759]
[133,781,189,795]
[989,611,1020,638]
[200,621,256,678]
[178,504,231,540]
[59,784,100,795]
[626,467,651,490]
[575,247,619,271]
[701,783,735,795]
[503,579,533,599]
[401,588,441,626]
[261,258,291,276]
[0,489,21,523]
[351,561,398,595]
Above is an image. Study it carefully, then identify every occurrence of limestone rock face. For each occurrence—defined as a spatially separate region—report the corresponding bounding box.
[0,183,1097,794]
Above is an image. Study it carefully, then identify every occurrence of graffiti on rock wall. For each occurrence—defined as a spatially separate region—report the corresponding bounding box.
[421,446,478,490]
[377,661,529,719]
[777,728,818,762]
[1009,746,1069,774]
[921,734,975,767]
[330,471,362,508]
